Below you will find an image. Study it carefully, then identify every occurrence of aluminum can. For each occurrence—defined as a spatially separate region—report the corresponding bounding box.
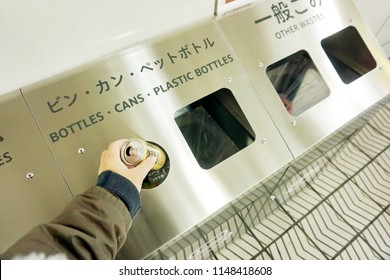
[120,138,166,170]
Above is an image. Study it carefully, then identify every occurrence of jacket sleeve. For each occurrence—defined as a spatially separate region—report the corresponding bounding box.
[1,171,140,260]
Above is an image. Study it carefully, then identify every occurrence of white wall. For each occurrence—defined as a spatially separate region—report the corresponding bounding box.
[0,0,213,96]
[0,0,389,96]
[353,0,390,56]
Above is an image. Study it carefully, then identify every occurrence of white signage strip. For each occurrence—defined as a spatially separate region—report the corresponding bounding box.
[215,0,256,16]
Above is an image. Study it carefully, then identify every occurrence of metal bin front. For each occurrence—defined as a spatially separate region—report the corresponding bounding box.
[217,0,390,158]
[21,20,293,259]
[0,91,73,253]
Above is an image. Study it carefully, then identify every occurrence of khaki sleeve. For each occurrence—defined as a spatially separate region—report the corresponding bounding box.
[1,186,132,260]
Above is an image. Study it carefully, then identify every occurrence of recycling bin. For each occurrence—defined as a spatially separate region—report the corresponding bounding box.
[217,0,390,158]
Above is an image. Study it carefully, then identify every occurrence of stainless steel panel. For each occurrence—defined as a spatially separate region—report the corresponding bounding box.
[22,20,293,259]
[0,91,73,254]
[217,0,390,158]
[148,97,390,260]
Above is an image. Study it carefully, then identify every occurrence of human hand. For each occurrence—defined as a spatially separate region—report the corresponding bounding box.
[98,139,156,192]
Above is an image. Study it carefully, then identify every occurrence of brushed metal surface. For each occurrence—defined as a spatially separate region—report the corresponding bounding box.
[0,91,73,254]
[218,0,390,158]
[22,20,293,259]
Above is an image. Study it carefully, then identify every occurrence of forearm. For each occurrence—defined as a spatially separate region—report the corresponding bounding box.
[2,172,138,260]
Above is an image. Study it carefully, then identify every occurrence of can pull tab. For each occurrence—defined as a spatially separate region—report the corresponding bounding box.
[126,146,141,157]
[128,147,137,156]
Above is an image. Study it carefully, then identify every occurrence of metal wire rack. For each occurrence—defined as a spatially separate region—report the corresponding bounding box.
[147,96,390,260]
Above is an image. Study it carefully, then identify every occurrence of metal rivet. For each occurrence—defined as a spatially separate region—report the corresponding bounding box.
[261,138,267,144]
[227,77,232,83]
[78,148,85,155]
[26,173,34,180]
[291,120,297,126]
[258,61,264,68]
[270,195,276,201]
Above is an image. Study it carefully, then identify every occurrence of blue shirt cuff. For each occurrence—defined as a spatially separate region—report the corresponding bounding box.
[97,171,141,218]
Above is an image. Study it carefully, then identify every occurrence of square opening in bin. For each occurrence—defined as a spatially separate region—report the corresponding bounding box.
[174,88,256,170]
[321,26,377,84]
[266,50,330,116]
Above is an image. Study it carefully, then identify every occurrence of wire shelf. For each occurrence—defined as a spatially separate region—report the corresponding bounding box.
[147,96,390,260]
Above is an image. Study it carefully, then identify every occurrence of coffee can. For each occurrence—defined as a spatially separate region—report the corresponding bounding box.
[120,138,166,170]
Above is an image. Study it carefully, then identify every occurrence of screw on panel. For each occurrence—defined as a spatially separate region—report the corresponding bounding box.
[258,61,264,68]
[227,77,232,83]
[270,195,276,201]
[78,148,85,155]
[26,173,34,180]
[291,120,297,126]
[261,139,267,144]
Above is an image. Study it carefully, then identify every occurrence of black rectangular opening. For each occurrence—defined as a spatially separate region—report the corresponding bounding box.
[174,88,255,169]
[321,26,376,84]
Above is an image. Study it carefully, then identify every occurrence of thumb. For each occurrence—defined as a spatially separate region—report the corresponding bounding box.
[125,156,157,192]
[135,156,157,176]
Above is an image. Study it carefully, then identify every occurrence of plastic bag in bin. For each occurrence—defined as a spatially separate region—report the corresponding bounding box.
[175,106,239,169]
[267,51,330,116]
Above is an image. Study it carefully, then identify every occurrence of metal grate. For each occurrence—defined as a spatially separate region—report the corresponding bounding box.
[146,97,390,260]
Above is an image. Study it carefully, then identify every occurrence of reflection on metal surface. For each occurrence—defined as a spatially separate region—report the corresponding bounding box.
[266,50,330,116]
[188,229,232,260]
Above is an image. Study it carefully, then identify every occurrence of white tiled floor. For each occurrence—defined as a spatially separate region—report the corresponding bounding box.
[210,104,390,260]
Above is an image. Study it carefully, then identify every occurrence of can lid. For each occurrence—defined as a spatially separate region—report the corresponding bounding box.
[121,138,146,165]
